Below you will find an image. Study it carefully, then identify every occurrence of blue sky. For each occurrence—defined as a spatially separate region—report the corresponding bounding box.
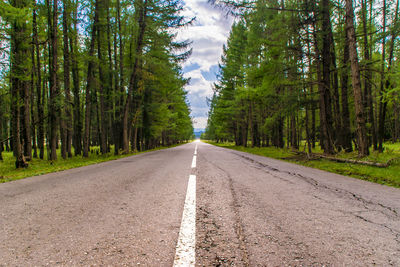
[177,0,233,129]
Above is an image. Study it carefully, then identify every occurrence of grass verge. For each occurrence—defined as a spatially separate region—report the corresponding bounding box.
[206,141,400,188]
[0,143,185,183]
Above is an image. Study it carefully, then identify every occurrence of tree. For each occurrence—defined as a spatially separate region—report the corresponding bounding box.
[69,0,82,156]
[6,0,31,167]
[346,0,369,156]
[83,0,98,158]
[1,0,194,168]
[62,0,72,158]
[47,0,59,161]
[206,0,394,157]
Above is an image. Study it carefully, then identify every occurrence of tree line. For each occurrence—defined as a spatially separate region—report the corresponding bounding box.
[205,0,400,157]
[0,0,194,167]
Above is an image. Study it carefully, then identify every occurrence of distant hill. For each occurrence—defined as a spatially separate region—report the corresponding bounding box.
[194,128,205,138]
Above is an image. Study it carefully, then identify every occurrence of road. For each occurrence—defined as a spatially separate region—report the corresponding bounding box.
[1,141,399,266]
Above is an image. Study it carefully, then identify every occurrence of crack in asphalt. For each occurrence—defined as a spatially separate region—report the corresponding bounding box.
[202,153,334,266]
[228,175,250,267]
[196,176,240,266]
[200,155,250,267]
[231,151,400,247]
[233,152,398,215]
[196,205,237,266]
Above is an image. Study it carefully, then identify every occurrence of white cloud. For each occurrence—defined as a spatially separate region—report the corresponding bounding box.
[176,0,233,129]
[192,116,209,129]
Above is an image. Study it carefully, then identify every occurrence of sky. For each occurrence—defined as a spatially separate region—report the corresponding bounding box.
[177,0,234,130]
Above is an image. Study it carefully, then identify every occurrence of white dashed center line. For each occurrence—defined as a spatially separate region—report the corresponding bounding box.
[173,174,196,267]
[191,156,196,168]
[173,143,198,266]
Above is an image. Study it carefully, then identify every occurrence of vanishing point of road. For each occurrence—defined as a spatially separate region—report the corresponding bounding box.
[1,141,399,266]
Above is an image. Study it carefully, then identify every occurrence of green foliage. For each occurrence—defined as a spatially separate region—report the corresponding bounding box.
[0,0,194,173]
[206,0,400,157]
[0,1,31,22]
[205,0,298,146]
[138,8,193,146]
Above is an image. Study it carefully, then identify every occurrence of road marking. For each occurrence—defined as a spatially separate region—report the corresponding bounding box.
[173,175,196,267]
[194,144,197,155]
[191,155,196,168]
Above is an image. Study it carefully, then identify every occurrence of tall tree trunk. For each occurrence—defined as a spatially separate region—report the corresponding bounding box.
[30,40,37,159]
[305,39,313,154]
[11,79,24,167]
[96,0,107,155]
[0,136,3,162]
[106,0,113,153]
[290,114,298,150]
[60,3,67,159]
[340,28,353,152]
[83,2,98,157]
[385,0,399,142]
[48,0,59,161]
[113,0,124,155]
[328,20,341,146]
[113,33,120,154]
[122,0,148,153]
[304,89,312,154]
[319,0,335,154]
[312,20,325,152]
[70,0,82,156]
[33,3,44,159]
[346,0,369,156]
[23,72,32,159]
[306,30,316,149]
[394,100,400,142]
[378,0,387,151]
[24,6,33,160]
[0,93,3,161]
[63,0,72,157]
[361,0,377,150]
[10,0,29,168]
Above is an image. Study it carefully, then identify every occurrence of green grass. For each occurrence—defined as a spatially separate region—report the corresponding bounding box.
[0,143,186,183]
[206,141,400,188]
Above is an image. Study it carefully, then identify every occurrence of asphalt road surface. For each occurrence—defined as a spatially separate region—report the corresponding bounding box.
[1,141,399,266]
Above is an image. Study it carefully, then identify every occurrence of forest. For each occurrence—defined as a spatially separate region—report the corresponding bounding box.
[0,0,194,169]
[205,0,400,158]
